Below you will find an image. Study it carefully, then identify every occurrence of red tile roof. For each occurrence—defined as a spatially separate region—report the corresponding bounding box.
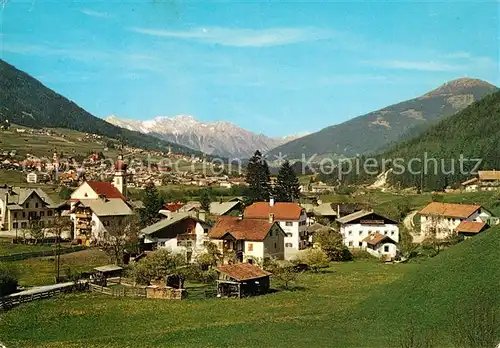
[362,233,396,246]
[455,221,487,234]
[216,263,271,281]
[164,202,185,212]
[418,202,481,219]
[87,181,126,200]
[208,216,277,241]
[244,202,303,221]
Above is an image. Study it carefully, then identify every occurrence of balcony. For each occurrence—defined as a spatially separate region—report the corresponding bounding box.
[75,213,91,219]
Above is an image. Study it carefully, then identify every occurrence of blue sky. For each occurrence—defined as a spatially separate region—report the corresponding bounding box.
[0,0,498,137]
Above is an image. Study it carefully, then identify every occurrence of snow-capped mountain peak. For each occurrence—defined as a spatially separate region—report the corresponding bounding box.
[106,114,304,158]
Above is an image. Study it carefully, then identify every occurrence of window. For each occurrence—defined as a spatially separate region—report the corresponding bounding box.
[186,241,192,248]
[35,203,39,208]
[203,228,209,234]
[103,220,110,227]
[384,230,387,235]
[25,203,29,208]
[384,245,389,252]
[359,242,363,247]
[48,210,53,217]
[348,230,352,235]
[247,258,254,265]
[286,233,292,237]
[177,240,182,246]
[285,221,293,226]
[348,241,353,247]
[358,231,363,236]
[13,212,17,219]
[274,242,277,249]
[40,212,44,217]
[13,222,18,229]
[22,212,26,218]
[21,222,27,228]
[269,230,273,237]
[391,231,395,235]
[285,243,293,247]
[247,243,253,251]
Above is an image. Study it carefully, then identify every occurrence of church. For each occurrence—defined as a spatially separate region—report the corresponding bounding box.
[69,155,135,245]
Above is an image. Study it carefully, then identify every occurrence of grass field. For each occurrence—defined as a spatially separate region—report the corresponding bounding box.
[3,249,110,287]
[0,238,62,256]
[0,228,498,348]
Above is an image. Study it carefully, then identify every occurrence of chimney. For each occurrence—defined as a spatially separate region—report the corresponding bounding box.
[237,213,243,220]
[269,198,275,207]
[268,213,274,223]
[198,210,206,222]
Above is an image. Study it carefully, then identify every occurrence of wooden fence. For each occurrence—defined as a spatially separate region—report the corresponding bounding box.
[0,281,88,311]
[89,283,147,298]
[185,285,217,300]
[0,246,86,262]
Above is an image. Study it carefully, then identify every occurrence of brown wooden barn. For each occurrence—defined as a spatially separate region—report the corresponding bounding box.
[215,263,271,298]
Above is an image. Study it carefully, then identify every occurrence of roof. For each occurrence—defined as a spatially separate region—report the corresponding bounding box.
[140,212,208,236]
[244,202,303,221]
[478,170,500,181]
[461,177,479,186]
[163,202,185,212]
[216,263,271,281]
[337,210,397,225]
[209,216,280,241]
[455,221,487,234]
[209,201,241,215]
[306,222,333,233]
[86,181,126,200]
[363,233,396,246]
[418,202,481,219]
[94,264,123,273]
[0,187,56,208]
[74,198,133,217]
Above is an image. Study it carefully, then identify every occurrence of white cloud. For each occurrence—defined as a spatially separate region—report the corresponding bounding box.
[129,26,335,47]
[81,9,111,18]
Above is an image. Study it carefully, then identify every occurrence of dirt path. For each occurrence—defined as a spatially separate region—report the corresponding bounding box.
[403,210,425,243]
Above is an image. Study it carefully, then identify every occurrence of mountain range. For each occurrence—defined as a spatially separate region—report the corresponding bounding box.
[267,78,498,160]
[106,115,304,159]
[0,59,203,157]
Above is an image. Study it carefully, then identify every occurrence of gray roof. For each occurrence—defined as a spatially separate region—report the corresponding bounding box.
[75,198,133,217]
[209,201,240,215]
[306,222,334,233]
[94,264,123,273]
[140,212,209,236]
[300,203,337,217]
[0,187,56,209]
[336,210,375,224]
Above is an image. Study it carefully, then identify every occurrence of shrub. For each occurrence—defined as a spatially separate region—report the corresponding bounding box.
[0,265,19,296]
[295,248,329,272]
[313,228,352,261]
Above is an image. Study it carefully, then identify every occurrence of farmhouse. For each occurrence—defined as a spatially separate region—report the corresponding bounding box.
[0,186,56,232]
[140,212,210,262]
[244,200,307,260]
[337,210,399,251]
[363,232,398,260]
[215,262,271,298]
[461,170,500,192]
[454,221,489,239]
[209,216,285,264]
[418,202,491,239]
[301,202,337,225]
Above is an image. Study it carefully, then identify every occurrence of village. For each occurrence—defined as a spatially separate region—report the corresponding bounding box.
[1,152,498,306]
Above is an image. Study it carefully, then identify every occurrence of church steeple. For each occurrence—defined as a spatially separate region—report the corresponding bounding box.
[113,155,128,198]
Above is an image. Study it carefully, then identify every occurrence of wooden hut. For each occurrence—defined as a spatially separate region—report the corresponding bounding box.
[215,263,271,298]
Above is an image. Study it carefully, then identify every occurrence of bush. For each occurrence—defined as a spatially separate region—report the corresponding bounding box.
[313,228,353,261]
[294,248,329,272]
[130,249,186,285]
[0,265,19,296]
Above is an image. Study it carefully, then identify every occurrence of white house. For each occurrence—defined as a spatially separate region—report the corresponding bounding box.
[337,210,399,252]
[461,170,500,192]
[140,212,210,262]
[418,202,492,239]
[363,233,398,260]
[208,215,285,264]
[26,172,38,184]
[244,200,307,260]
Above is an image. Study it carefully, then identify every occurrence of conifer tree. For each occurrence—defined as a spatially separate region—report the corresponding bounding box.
[140,182,164,226]
[245,150,271,204]
[274,160,301,202]
[200,188,212,213]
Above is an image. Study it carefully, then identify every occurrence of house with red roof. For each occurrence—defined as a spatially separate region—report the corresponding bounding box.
[209,215,285,264]
[68,158,134,244]
[418,202,492,239]
[244,199,307,260]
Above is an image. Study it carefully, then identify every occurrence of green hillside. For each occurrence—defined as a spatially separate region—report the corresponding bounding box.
[0,59,202,156]
[356,227,500,346]
[268,78,498,160]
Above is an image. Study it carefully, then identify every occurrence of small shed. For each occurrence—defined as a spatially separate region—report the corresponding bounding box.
[93,265,123,280]
[215,263,271,298]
